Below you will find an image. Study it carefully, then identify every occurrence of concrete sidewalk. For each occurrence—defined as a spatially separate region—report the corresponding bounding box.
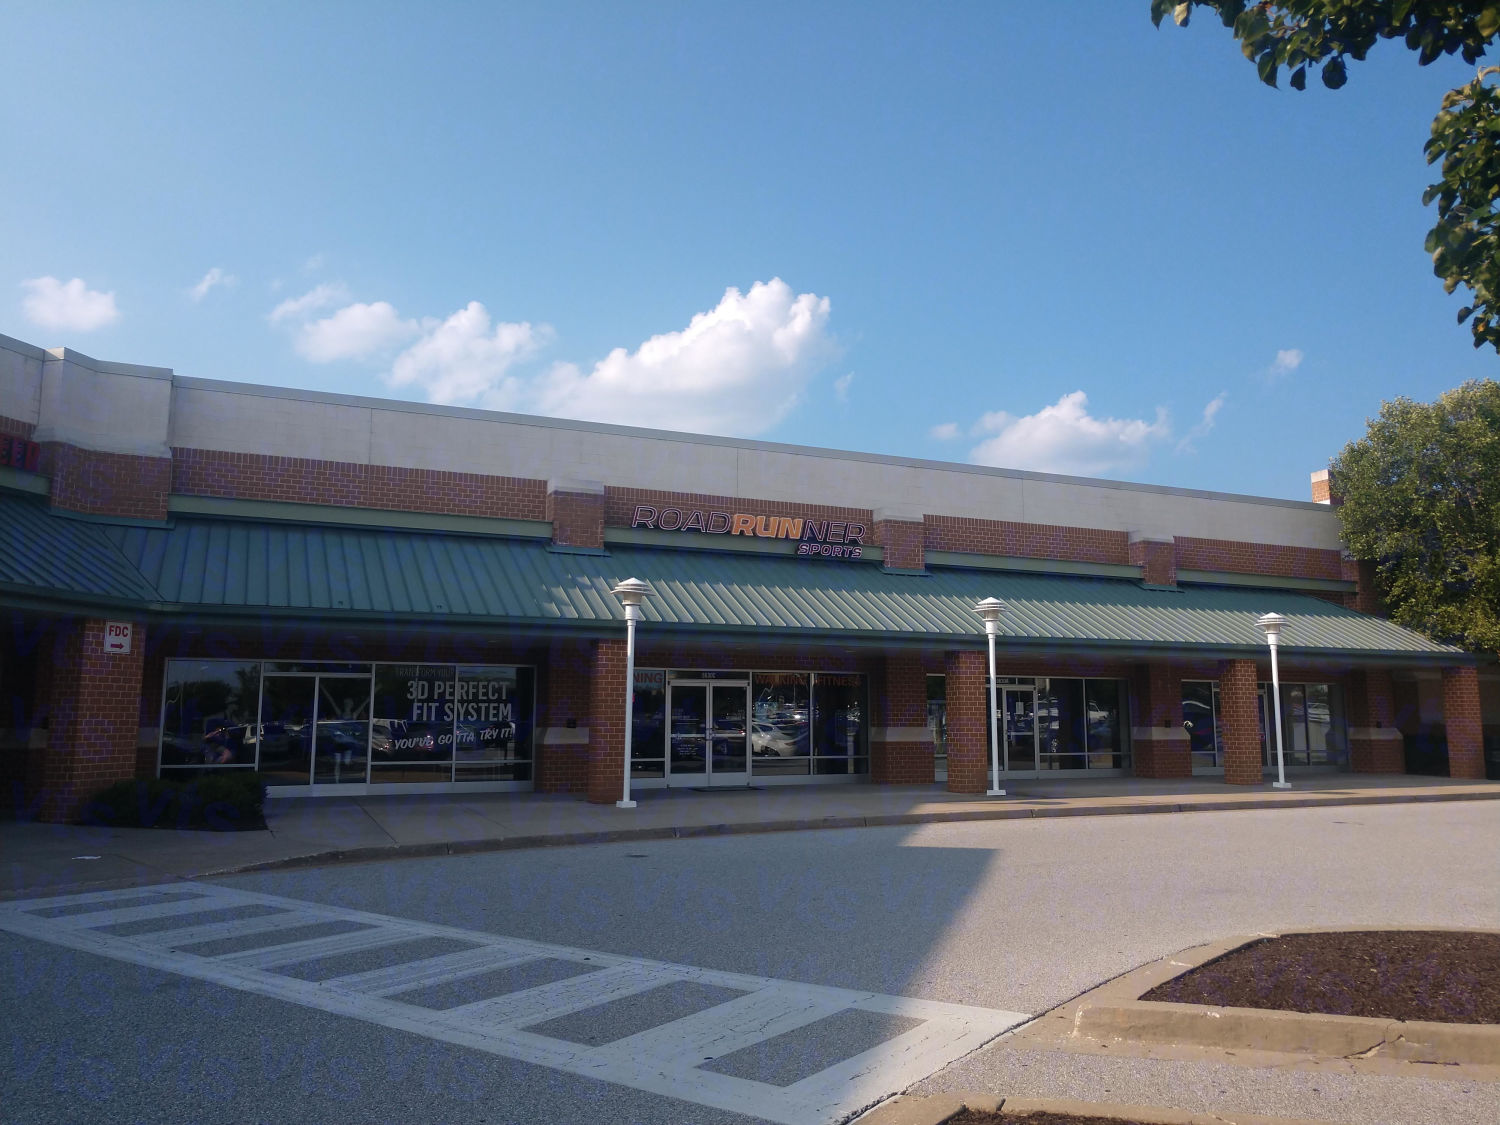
[6,773,1500,901]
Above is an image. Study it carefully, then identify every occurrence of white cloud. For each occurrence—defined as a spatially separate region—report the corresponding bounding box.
[269,282,350,323]
[1175,391,1227,454]
[833,372,854,402]
[1267,348,1303,380]
[967,390,1170,477]
[20,276,120,332]
[189,267,236,301]
[303,253,326,273]
[297,301,419,362]
[388,302,548,405]
[930,422,961,441]
[527,278,835,435]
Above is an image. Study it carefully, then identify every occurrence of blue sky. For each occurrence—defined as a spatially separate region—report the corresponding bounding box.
[3,2,1494,501]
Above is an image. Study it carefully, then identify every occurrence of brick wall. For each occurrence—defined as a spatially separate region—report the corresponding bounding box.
[925,517,1129,564]
[44,444,171,520]
[1443,666,1484,779]
[0,414,35,438]
[171,448,547,519]
[35,618,147,822]
[874,519,925,570]
[1218,659,1262,786]
[1131,662,1191,778]
[548,488,605,549]
[586,639,628,803]
[1174,537,1343,581]
[944,650,989,793]
[871,653,933,783]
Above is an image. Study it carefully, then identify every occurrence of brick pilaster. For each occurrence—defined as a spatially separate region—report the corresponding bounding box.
[43,443,171,521]
[585,637,628,803]
[870,653,933,784]
[536,642,592,793]
[1128,533,1176,586]
[37,619,147,822]
[873,508,925,571]
[548,480,605,550]
[1131,662,1190,778]
[1443,666,1484,779]
[1347,668,1403,774]
[944,650,988,794]
[1219,659,1262,786]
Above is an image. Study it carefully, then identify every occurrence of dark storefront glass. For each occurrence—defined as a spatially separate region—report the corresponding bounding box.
[257,675,316,784]
[1084,679,1124,768]
[631,670,666,778]
[313,677,370,784]
[1037,678,1086,770]
[160,660,261,768]
[752,673,811,776]
[1182,680,1217,768]
[927,674,947,773]
[371,664,454,783]
[454,666,533,781]
[813,674,866,774]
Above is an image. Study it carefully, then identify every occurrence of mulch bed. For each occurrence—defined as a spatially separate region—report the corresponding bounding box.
[1141,930,1500,1024]
[948,1112,1152,1125]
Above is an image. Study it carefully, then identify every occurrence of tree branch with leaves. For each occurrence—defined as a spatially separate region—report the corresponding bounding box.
[1152,1,1500,351]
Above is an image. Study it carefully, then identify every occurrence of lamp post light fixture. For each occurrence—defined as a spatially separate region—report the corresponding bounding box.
[973,597,1007,797]
[611,577,655,809]
[1257,612,1291,790]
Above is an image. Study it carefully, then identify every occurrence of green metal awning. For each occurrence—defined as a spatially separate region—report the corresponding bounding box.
[0,493,1469,662]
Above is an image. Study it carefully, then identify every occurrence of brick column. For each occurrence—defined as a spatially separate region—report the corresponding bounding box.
[585,637,628,803]
[43,444,171,521]
[872,508,925,572]
[547,479,605,550]
[535,642,592,793]
[37,619,147,822]
[1130,662,1190,778]
[1218,659,1262,786]
[944,650,987,794]
[1347,668,1403,773]
[1443,666,1484,779]
[870,653,933,784]
[1128,533,1176,586]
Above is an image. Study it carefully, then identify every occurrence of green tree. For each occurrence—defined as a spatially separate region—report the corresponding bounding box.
[1331,379,1500,651]
[1152,2,1500,351]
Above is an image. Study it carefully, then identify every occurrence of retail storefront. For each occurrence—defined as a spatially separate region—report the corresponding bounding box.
[0,329,1494,820]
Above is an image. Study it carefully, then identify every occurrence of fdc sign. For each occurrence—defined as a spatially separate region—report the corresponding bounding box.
[104,622,133,654]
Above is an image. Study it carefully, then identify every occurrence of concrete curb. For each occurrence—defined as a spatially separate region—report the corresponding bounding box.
[1064,926,1500,1068]
[223,785,1500,878]
[855,1093,1337,1125]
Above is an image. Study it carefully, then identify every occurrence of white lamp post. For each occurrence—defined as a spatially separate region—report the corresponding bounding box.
[1257,612,1291,790]
[973,597,1007,797]
[611,578,655,809]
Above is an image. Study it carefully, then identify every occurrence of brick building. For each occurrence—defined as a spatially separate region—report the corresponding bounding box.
[1,332,1495,821]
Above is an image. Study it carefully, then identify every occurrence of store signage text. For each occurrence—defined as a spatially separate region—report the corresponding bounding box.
[104,621,133,654]
[405,676,514,724]
[631,505,867,560]
[0,435,40,472]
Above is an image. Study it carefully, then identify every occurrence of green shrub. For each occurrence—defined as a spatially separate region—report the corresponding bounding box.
[83,772,268,830]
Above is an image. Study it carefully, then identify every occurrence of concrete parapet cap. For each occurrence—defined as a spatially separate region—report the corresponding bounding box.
[547,478,605,496]
[44,346,173,381]
[1128,530,1175,545]
[873,506,925,524]
[868,726,934,743]
[1131,726,1190,742]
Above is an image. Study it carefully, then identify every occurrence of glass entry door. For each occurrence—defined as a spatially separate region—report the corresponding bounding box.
[1002,686,1038,776]
[666,682,749,786]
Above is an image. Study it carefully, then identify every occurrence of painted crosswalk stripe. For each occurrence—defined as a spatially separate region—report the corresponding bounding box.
[0,884,1028,1125]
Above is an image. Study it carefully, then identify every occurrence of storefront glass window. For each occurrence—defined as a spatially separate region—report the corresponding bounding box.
[1037,678,1087,770]
[160,659,261,768]
[813,674,866,774]
[927,674,947,773]
[371,664,456,783]
[631,669,666,778]
[454,666,533,781]
[1084,679,1124,768]
[752,673,811,776]
[1182,679,1346,771]
[1182,680,1217,768]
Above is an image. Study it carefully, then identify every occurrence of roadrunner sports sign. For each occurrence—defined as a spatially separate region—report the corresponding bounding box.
[630,505,867,560]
